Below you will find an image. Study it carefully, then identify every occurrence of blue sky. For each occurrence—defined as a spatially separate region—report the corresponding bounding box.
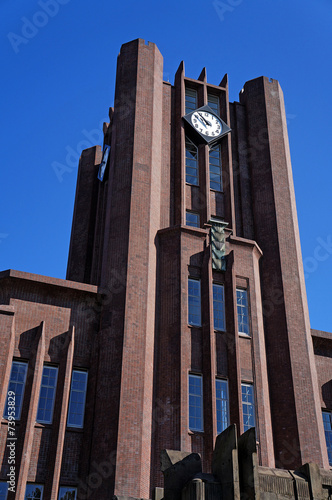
[0,0,331,332]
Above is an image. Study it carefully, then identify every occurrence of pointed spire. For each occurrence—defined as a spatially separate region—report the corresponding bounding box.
[219,73,228,88]
[198,67,207,82]
[175,60,185,79]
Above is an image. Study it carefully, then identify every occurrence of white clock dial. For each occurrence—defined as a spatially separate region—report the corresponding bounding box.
[191,111,222,138]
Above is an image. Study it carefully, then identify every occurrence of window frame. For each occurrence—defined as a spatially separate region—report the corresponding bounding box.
[209,143,222,192]
[36,365,58,424]
[185,136,199,186]
[236,288,250,336]
[58,486,77,500]
[216,378,229,434]
[213,283,226,331]
[4,360,28,421]
[24,484,44,500]
[185,87,197,115]
[67,370,88,429]
[322,409,332,465]
[207,93,220,115]
[0,482,8,500]
[241,382,256,432]
[188,278,202,327]
[186,211,200,228]
[188,373,203,432]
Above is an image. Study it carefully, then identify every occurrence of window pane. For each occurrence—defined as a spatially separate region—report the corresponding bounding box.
[216,379,229,434]
[186,212,200,228]
[322,410,332,465]
[188,279,201,326]
[186,138,198,185]
[185,88,197,114]
[25,484,43,500]
[186,166,198,176]
[208,94,220,115]
[189,374,203,431]
[213,284,225,331]
[209,145,222,191]
[236,289,250,335]
[0,483,8,500]
[58,487,77,500]
[67,370,88,428]
[4,361,28,420]
[37,366,58,424]
[241,383,255,432]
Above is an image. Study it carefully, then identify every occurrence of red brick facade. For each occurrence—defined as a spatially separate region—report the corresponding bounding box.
[0,38,331,500]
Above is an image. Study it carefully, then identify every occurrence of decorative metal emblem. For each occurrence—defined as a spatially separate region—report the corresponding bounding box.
[210,219,228,271]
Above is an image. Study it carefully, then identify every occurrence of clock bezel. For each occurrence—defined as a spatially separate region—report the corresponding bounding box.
[182,104,231,145]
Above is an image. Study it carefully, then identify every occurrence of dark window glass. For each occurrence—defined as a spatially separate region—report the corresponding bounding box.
[236,289,250,335]
[242,383,255,432]
[4,361,28,420]
[209,144,222,191]
[67,370,88,428]
[208,93,219,115]
[189,374,203,431]
[185,88,197,114]
[216,379,229,434]
[322,410,332,465]
[213,284,225,331]
[37,366,58,424]
[186,138,198,185]
[186,212,200,228]
[188,279,201,326]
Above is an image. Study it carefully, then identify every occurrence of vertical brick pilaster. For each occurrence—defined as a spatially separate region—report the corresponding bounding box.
[221,74,236,234]
[249,243,274,467]
[225,252,242,433]
[66,146,103,284]
[16,321,45,500]
[174,61,186,226]
[201,240,217,469]
[88,38,164,499]
[241,76,329,468]
[46,327,75,500]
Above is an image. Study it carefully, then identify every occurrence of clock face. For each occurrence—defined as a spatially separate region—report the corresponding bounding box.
[191,111,222,138]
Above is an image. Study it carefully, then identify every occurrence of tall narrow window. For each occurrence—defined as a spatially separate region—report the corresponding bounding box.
[241,383,255,432]
[236,289,250,335]
[37,366,58,424]
[209,144,222,191]
[67,370,88,428]
[185,88,197,114]
[188,278,201,326]
[0,483,8,500]
[24,484,43,500]
[4,360,28,420]
[189,374,203,431]
[216,379,229,434]
[208,93,220,115]
[186,137,199,185]
[213,283,226,331]
[58,487,77,500]
[322,410,332,465]
[186,211,200,228]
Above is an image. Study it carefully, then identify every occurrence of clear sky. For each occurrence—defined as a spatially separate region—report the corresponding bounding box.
[0,0,331,332]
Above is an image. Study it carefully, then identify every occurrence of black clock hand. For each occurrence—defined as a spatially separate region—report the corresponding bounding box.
[197,113,207,125]
[198,112,212,126]
[195,113,206,127]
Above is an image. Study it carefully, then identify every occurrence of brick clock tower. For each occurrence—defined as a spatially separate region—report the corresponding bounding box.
[0,38,331,500]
